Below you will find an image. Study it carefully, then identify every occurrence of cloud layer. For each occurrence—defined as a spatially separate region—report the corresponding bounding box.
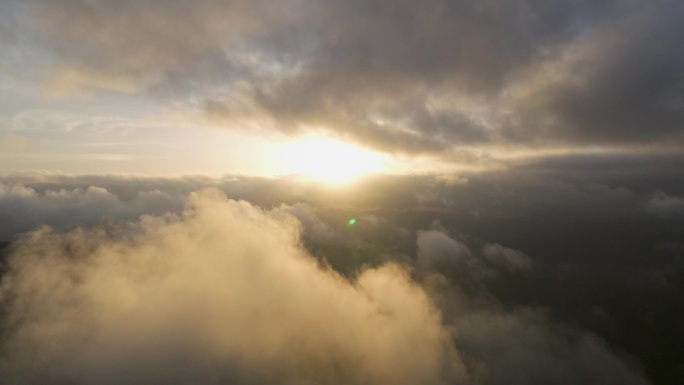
[1,189,462,385]
[0,184,657,385]
[2,1,684,382]
[4,0,683,158]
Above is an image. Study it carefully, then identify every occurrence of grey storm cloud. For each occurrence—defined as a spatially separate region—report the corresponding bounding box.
[7,0,682,155]
[505,2,684,146]
[482,243,532,272]
[417,229,473,269]
[0,182,184,240]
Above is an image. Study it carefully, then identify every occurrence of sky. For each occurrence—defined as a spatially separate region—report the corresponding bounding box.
[2,0,682,176]
[1,1,684,385]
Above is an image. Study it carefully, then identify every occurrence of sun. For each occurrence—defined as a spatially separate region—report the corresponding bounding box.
[280,136,386,184]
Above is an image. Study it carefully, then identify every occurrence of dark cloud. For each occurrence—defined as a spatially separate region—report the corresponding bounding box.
[3,1,684,382]
[482,243,532,272]
[0,182,184,240]
[417,228,473,270]
[10,0,681,155]
[3,153,684,241]
[509,2,684,145]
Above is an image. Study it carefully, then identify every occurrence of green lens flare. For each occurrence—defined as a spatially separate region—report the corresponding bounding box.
[348,218,356,225]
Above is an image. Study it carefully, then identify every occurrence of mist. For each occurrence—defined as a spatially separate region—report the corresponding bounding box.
[0,182,658,385]
[1,189,462,384]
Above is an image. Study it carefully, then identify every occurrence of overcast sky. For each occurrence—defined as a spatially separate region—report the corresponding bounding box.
[1,1,684,385]
[1,0,683,175]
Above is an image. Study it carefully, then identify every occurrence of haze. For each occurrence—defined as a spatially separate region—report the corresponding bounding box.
[1,1,683,384]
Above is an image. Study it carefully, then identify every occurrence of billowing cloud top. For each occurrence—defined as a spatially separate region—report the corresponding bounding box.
[1,189,462,384]
[0,185,655,385]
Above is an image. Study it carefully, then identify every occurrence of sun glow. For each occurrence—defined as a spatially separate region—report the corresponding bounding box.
[280,136,386,183]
